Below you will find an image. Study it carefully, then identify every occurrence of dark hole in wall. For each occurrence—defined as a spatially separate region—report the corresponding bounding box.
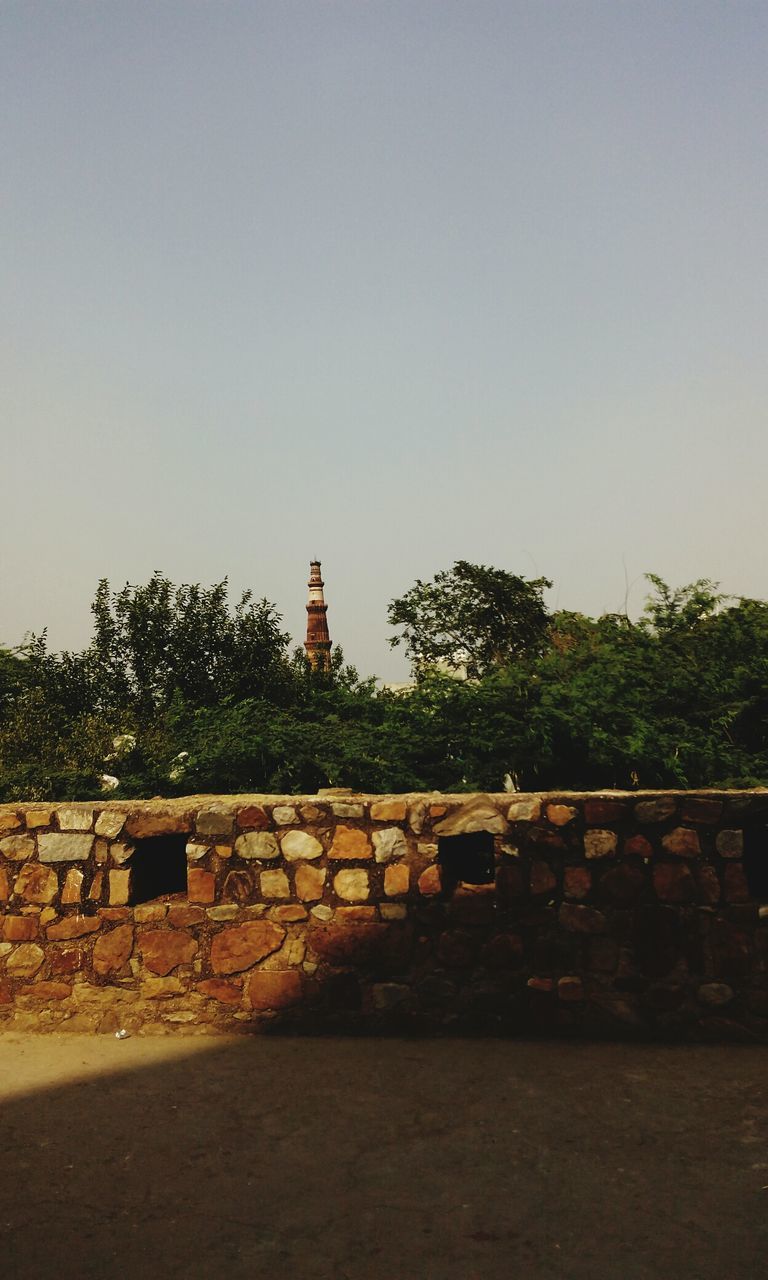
[128,835,188,906]
[438,832,495,896]
[743,823,768,899]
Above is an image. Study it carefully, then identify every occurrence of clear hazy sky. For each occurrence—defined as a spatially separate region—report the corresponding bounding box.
[3,1,767,681]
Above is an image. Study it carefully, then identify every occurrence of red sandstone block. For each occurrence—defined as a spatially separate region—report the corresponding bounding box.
[495,863,526,904]
[583,799,627,824]
[623,834,653,858]
[564,866,591,899]
[696,865,721,905]
[482,933,524,968]
[558,903,607,933]
[50,948,84,975]
[436,931,477,967]
[723,864,750,904]
[653,863,695,904]
[680,797,723,825]
[210,921,285,975]
[529,860,557,896]
[236,805,270,830]
[588,937,619,972]
[558,976,584,1001]
[140,928,198,976]
[527,977,554,993]
[598,864,646,906]
[167,905,206,928]
[187,868,216,904]
[93,924,134,976]
[247,969,302,1011]
[197,978,243,1005]
[527,827,567,850]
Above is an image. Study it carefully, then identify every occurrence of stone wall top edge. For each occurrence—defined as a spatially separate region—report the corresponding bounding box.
[2,787,768,813]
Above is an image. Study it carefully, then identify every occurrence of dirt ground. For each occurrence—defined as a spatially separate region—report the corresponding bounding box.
[1,1034,766,1279]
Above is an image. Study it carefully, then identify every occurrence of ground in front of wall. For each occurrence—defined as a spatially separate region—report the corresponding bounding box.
[1,1033,766,1280]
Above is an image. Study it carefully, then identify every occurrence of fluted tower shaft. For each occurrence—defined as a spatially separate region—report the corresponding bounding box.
[305,560,332,671]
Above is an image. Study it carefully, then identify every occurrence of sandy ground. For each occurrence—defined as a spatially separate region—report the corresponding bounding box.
[1,1034,766,1280]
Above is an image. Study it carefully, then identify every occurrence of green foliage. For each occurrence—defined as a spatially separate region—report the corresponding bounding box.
[387,559,552,678]
[1,568,768,800]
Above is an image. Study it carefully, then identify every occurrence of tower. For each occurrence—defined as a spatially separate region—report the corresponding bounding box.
[304,560,332,671]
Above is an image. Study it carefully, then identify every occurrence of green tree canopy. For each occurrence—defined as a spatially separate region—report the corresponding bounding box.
[387,560,552,678]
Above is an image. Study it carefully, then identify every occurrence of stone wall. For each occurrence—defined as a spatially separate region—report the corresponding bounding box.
[1,790,767,1038]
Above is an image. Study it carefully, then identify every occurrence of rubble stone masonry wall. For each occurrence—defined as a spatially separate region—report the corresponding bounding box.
[1,791,767,1038]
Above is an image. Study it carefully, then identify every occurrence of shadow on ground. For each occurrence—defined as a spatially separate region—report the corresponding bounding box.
[1,1035,767,1280]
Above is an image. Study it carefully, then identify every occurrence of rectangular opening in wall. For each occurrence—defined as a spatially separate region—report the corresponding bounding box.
[743,823,768,899]
[128,835,188,906]
[438,832,495,895]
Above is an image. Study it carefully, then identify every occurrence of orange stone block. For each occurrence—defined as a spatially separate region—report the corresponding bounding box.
[384,863,410,896]
[270,904,307,922]
[3,915,38,941]
[295,864,326,901]
[25,810,53,829]
[47,916,101,941]
[0,868,8,901]
[247,969,302,1011]
[417,865,442,896]
[546,804,577,827]
[329,826,372,860]
[109,869,131,905]
[370,800,407,822]
[18,981,72,1000]
[661,827,701,858]
[93,923,134,976]
[335,906,377,921]
[140,928,198,976]
[61,869,84,905]
[187,868,216,904]
[210,921,285,975]
[0,812,22,833]
[13,863,58,905]
[197,978,243,1005]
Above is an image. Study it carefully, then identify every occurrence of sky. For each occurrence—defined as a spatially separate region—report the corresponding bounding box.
[2,0,767,681]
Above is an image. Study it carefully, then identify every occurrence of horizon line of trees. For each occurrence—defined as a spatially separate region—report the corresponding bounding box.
[1,562,767,800]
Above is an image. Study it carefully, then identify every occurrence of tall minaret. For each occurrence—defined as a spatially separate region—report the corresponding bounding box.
[304,560,332,671]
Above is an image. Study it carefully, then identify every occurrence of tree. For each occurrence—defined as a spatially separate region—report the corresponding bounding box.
[387,560,552,678]
[87,573,294,716]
